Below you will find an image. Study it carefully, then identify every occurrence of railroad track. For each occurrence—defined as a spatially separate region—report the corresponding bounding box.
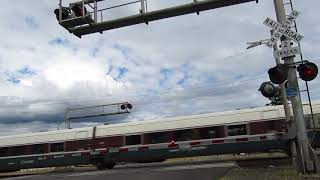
[236,157,292,168]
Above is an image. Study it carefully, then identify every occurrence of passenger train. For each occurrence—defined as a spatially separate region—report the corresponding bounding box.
[0,102,320,172]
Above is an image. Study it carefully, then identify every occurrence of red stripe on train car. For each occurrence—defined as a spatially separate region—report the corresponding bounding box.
[168,143,179,148]
[190,141,201,146]
[138,146,149,151]
[119,148,129,152]
[212,140,224,144]
[236,138,249,142]
[260,136,267,140]
[100,148,108,155]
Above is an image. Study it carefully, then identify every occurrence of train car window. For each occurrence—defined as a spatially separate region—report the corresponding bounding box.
[199,127,218,139]
[173,129,193,141]
[32,144,45,154]
[149,132,168,144]
[0,147,8,157]
[227,124,247,136]
[50,142,64,152]
[126,135,141,145]
[77,140,89,150]
[10,146,25,156]
[102,136,123,147]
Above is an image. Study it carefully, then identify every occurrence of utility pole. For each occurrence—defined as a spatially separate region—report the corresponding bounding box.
[273,0,313,172]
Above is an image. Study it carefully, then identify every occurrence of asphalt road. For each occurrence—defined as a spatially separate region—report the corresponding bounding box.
[3,162,234,180]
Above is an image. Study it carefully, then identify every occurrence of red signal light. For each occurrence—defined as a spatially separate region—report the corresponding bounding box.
[120,103,133,110]
[120,104,126,110]
[297,62,318,81]
[126,103,133,109]
[305,69,315,76]
[71,4,87,17]
[54,7,71,21]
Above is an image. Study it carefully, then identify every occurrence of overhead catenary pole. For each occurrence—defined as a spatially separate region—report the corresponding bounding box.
[273,0,313,172]
[59,0,62,23]
[94,0,98,23]
[140,0,146,14]
[66,108,71,129]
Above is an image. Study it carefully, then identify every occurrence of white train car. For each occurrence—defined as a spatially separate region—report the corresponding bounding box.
[0,102,320,171]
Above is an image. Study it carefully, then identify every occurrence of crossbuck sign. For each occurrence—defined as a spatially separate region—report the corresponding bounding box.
[263,10,304,48]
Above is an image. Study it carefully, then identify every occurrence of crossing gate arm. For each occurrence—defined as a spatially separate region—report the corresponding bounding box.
[70,0,258,38]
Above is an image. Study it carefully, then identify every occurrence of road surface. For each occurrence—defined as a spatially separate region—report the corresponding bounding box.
[3,162,234,180]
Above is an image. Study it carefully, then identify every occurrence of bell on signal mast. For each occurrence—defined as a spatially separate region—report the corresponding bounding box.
[259,82,279,98]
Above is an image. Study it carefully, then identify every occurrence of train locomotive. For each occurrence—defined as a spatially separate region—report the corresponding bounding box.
[0,102,320,172]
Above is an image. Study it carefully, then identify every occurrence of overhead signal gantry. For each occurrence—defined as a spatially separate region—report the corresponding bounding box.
[55,0,258,38]
[65,102,133,129]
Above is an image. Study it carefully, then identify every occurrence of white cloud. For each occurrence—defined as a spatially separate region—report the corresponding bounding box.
[43,56,118,91]
[0,0,319,136]
[20,79,33,87]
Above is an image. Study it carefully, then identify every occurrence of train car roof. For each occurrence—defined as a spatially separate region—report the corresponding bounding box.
[94,101,320,137]
[0,101,319,147]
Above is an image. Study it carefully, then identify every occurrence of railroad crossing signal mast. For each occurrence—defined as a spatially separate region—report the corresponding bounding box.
[272,3,318,173]
[55,0,258,38]
[253,0,319,174]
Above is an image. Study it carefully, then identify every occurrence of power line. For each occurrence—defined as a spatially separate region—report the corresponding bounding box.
[0,73,265,108]
[0,86,262,114]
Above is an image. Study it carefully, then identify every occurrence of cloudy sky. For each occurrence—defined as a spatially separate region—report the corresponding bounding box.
[0,0,319,136]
